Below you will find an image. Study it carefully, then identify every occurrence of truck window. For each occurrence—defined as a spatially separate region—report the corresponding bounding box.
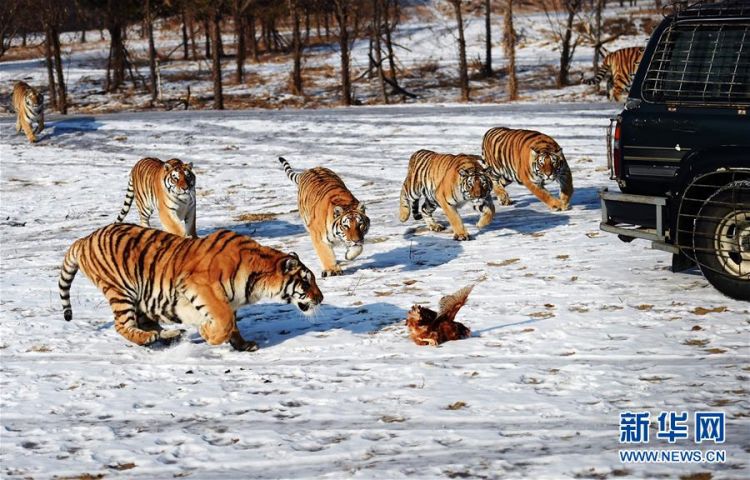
[642,23,750,106]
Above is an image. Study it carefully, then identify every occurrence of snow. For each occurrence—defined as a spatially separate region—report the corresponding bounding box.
[1,103,748,479]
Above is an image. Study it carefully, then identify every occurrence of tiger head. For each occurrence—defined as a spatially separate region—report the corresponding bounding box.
[458,166,492,207]
[275,252,323,315]
[163,158,195,195]
[530,149,565,182]
[332,203,370,260]
[25,89,43,114]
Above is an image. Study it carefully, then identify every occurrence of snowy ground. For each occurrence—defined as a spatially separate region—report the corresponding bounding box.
[1,104,748,479]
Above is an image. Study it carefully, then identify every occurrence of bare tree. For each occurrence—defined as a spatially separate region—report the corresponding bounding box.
[449,0,469,101]
[211,6,224,109]
[504,0,517,100]
[483,0,492,77]
[593,0,603,70]
[288,0,303,95]
[145,0,158,102]
[372,0,388,103]
[542,0,582,88]
[0,1,21,59]
[333,0,352,106]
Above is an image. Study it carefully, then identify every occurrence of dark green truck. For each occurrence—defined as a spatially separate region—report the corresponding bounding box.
[600,1,749,300]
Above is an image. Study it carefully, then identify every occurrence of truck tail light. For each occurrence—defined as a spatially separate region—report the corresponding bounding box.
[607,117,622,180]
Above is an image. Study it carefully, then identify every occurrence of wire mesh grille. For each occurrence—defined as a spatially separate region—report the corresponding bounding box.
[676,1,750,19]
[642,22,750,106]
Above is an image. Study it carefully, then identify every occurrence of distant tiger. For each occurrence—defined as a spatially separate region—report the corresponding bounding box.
[399,149,494,241]
[11,81,44,143]
[59,224,323,351]
[584,46,644,102]
[481,127,573,211]
[278,157,370,277]
[116,157,197,237]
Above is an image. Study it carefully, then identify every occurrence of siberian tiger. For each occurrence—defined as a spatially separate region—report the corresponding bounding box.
[116,157,197,237]
[399,149,494,241]
[11,81,44,143]
[59,224,323,351]
[584,46,644,102]
[278,157,370,277]
[481,127,573,211]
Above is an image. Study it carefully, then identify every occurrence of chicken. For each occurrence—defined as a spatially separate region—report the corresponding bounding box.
[406,285,473,346]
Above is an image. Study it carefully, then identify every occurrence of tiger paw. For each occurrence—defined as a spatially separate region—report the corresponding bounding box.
[322,267,343,277]
[158,329,184,345]
[453,233,470,241]
[229,337,259,352]
[427,223,446,232]
[498,196,513,206]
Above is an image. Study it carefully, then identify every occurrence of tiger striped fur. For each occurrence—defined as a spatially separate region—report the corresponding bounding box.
[11,81,44,143]
[399,149,494,241]
[584,46,644,102]
[116,157,197,237]
[481,127,573,211]
[59,224,322,350]
[278,157,370,277]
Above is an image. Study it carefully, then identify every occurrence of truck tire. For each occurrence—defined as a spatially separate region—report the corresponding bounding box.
[693,181,750,301]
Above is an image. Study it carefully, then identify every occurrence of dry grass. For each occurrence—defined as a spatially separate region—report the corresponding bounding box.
[234,212,277,223]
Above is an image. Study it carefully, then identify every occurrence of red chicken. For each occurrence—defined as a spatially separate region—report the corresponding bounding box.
[406,285,473,346]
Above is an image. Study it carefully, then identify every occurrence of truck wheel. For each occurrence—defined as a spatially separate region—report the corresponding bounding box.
[693,182,750,301]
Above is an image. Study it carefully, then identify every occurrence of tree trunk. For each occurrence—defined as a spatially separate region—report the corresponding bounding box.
[483,0,491,76]
[333,0,352,106]
[247,14,259,62]
[181,8,189,60]
[107,22,126,92]
[504,0,518,100]
[289,0,303,95]
[51,25,67,113]
[450,0,469,102]
[188,15,198,61]
[204,17,211,59]
[211,10,224,110]
[234,0,246,83]
[558,0,579,88]
[373,0,388,104]
[44,26,58,111]
[383,0,399,90]
[80,29,86,43]
[146,0,158,102]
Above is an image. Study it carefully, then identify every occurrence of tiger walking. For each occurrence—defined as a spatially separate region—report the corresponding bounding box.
[11,81,44,143]
[59,224,323,351]
[481,127,573,211]
[399,149,495,241]
[584,46,644,102]
[116,157,197,237]
[278,157,370,277]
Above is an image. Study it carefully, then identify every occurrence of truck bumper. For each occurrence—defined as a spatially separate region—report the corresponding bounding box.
[599,188,678,253]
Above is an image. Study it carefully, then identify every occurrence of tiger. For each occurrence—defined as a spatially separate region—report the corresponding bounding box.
[58,224,323,351]
[278,157,370,277]
[481,127,573,211]
[116,157,197,237]
[11,81,44,143]
[398,149,494,241]
[584,46,644,102]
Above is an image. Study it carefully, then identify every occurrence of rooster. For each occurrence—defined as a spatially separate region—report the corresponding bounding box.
[406,285,473,346]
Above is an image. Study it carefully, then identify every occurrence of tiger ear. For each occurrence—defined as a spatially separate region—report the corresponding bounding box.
[458,168,471,178]
[186,162,193,170]
[356,202,366,213]
[163,163,171,171]
[530,149,540,160]
[333,205,344,217]
[282,254,300,273]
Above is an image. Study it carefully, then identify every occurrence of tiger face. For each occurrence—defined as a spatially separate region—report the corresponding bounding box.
[531,149,565,183]
[332,203,370,260]
[163,159,195,195]
[458,167,492,208]
[25,89,43,116]
[276,253,323,315]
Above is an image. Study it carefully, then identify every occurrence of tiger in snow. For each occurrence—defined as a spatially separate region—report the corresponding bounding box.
[584,46,645,102]
[278,157,370,277]
[481,127,573,211]
[11,81,44,143]
[59,224,323,351]
[399,149,495,241]
[116,157,197,237]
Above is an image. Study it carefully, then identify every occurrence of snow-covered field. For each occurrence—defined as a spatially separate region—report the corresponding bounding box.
[1,104,748,479]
